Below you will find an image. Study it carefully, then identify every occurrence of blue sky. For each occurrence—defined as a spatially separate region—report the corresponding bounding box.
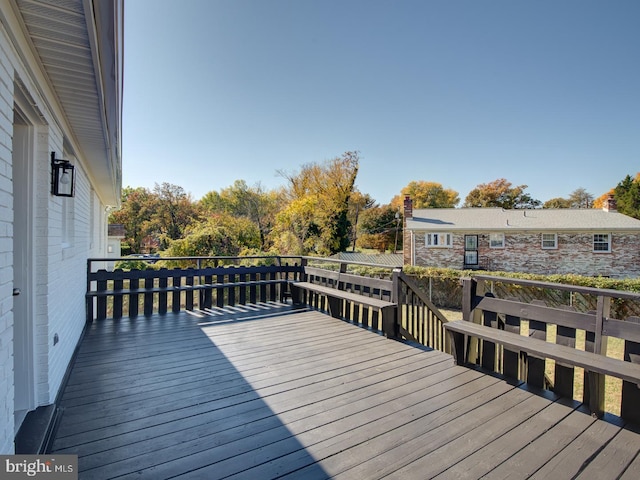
[123,0,639,205]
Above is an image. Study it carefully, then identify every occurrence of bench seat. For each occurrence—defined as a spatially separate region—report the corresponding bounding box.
[290,281,395,310]
[289,277,398,338]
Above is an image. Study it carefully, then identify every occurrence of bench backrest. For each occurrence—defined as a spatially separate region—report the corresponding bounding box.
[303,266,395,302]
[463,277,640,347]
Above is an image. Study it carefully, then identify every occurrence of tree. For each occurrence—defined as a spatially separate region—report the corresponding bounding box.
[593,189,615,209]
[269,196,318,255]
[567,188,594,208]
[463,178,541,209]
[163,213,260,257]
[391,181,459,210]
[543,197,572,209]
[108,186,156,253]
[200,180,283,250]
[614,173,640,219]
[149,183,201,248]
[347,190,376,251]
[274,151,360,255]
[356,205,401,252]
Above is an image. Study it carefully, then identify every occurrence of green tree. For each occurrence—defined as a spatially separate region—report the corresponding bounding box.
[614,173,640,219]
[543,197,572,209]
[356,205,401,252]
[149,183,201,248]
[200,180,282,250]
[163,213,260,257]
[463,178,541,209]
[391,181,459,210]
[347,190,377,251]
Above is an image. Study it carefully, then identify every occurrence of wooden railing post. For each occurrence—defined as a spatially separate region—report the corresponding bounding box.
[621,316,640,423]
[584,295,610,418]
[461,277,483,364]
[383,269,402,340]
[96,272,108,320]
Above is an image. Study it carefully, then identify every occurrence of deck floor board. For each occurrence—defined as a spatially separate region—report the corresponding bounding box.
[50,303,640,479]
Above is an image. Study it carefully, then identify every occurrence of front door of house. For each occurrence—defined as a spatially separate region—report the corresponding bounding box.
[464,235,478,268]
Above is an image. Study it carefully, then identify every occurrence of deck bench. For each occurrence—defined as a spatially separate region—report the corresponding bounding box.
[289,266,398,338]
[445,320,640,385]
[446,276,640,420]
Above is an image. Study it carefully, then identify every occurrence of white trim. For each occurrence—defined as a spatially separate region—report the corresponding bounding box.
[593,233,611,253]
[541,233,558,249]
[489,233,505,248]
[425,232,452,248]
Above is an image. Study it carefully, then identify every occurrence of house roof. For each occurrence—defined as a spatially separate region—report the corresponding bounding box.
[333,252,404,267]
[9,0,123,206]
[406,208,640,232]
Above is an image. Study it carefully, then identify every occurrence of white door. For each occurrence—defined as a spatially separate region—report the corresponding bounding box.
[12,110,35,432]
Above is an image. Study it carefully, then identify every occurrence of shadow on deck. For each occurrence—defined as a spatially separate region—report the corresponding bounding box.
[50,303,640,479]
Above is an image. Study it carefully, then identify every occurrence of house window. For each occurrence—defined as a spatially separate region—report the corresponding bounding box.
[489,233,505,248]
[465,235,478,250]
[541,233,557,249]
[426,233,452,248]
[464,251,478,265]
[593,234,611,252]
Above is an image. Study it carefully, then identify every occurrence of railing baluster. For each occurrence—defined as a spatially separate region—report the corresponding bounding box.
[158,270,168,314]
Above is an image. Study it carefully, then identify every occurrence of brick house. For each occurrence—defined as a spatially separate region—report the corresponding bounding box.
[402,196,640,278]
[0,1,122,453]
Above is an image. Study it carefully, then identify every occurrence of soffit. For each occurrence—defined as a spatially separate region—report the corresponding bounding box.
[13,0,122,205]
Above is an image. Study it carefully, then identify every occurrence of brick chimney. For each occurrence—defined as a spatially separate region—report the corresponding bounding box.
[603,194,617,212]
[403,195,413,222]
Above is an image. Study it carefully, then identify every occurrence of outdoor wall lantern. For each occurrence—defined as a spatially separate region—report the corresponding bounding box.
[51,151,75,197]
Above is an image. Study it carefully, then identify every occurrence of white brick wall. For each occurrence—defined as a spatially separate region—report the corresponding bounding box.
[0,16,112,453]
[0,21,14,454]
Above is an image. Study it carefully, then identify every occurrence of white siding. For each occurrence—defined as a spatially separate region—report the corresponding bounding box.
[0,15,111,453]
[0,21,14,455]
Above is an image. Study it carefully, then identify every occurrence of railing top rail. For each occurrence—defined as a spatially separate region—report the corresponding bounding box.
[472,274,640,301]
[88,255,304,263]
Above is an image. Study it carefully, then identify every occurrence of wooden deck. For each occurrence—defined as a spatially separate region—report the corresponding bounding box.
[50,302,640,479]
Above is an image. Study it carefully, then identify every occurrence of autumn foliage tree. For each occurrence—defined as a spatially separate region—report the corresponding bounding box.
[273,151,360,255]
[150,183,201,248]
[463,178,541,209]
[108,186,158,253]
[391,181,459,210]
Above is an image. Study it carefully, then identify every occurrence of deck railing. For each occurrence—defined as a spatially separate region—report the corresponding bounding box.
[86,256,640,420]
[396,271,451,351]
[459,275,640,421]
[86,256,450,343]
[86,256,304,320]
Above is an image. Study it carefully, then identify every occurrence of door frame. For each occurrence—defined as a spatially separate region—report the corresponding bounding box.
[12,99,38,431]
